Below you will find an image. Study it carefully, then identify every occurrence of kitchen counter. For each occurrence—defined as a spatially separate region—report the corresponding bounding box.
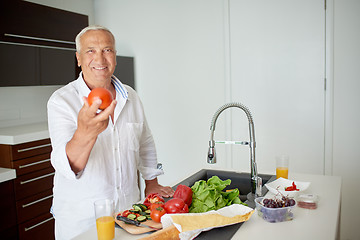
[0,167,16,183]
[73,171,341,240]
[0,122,49,145]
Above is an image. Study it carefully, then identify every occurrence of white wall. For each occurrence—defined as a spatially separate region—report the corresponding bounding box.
[93,0,229,187]
[333,1,360,239]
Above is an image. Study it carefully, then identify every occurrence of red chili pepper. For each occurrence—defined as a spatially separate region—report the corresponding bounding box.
[173,184,193,206]
[143,193,165,207]
[285,181,300,191]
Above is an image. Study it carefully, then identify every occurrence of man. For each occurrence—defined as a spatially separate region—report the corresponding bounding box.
[47,25,174,239]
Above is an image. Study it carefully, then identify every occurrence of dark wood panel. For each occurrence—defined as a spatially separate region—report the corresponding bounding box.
[0,43,39,86]
[0,181,17,233]
[10,139,52,161]
[13,153,52,177]
[16,189,53,224]
[0,0,88,48]
[114,56,135,89]
[39,48,77,85]
[14,167,54,201]
[18,212,54,240]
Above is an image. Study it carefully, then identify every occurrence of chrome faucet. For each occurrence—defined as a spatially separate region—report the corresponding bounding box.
[207,102,261,196]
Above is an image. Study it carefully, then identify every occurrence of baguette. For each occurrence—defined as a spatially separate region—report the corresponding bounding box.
[139,225,180,240]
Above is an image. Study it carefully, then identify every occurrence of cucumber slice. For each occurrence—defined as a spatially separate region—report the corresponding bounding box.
[137,216,147,222]
[129,209,140,213]
[132,204,143,212]
[138,203,148,211]
[145,209,151,215]
[127,214,137,220]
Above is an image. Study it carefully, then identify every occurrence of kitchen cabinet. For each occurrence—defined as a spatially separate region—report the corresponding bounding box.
[0,42,78,86]
[0,180,18,239]
[0,0,87,86]
[0,138,55,240]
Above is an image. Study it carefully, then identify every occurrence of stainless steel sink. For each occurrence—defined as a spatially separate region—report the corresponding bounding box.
[172,169,275,208]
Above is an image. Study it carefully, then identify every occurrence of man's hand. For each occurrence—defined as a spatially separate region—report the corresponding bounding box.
[145,178,175,198]
[66,97,117,173]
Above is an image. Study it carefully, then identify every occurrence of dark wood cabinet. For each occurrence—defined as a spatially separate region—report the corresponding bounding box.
[0,0,87,86]
[0,180,18,240]
[0,139,55,240]
[39,48,77,85]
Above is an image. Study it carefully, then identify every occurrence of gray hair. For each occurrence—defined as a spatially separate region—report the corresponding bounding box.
[75,25,116,52]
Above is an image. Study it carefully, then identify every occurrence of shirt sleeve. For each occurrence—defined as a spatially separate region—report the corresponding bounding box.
[47,92,81,180]
[138,118,164,180]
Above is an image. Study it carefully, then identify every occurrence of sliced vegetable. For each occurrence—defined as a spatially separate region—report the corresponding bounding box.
[173,184,193,206]
[285,181,300,191]
[137,216,147,222]
[127,213,137,220]
[143,193,165,207]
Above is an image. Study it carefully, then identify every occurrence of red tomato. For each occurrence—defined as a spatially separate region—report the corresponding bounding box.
[143,193,165,207]
[164,198,189,214]
[87,88,113,110]
[150,202,165,211]
[150,207,166,223]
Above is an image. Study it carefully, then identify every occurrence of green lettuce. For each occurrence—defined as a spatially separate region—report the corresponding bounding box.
[189,175,246,213]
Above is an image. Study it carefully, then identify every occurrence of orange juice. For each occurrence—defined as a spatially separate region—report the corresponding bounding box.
[276,167,289,179]
[96,216,115,240]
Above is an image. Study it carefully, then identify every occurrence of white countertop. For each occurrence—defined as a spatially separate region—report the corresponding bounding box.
[0,122,49,145]
[73,171,342,240]
[0,167,16,183]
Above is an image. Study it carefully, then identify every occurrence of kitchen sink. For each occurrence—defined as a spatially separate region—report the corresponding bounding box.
[172,169,275,206]
[170,169,276,240]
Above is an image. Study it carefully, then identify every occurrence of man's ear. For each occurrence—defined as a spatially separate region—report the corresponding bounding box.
[75,52,81,67]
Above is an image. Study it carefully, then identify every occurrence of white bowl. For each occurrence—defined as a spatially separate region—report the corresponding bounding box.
[265,178,310,197]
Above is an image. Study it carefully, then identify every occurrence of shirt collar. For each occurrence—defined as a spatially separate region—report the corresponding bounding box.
[75,72,129,101]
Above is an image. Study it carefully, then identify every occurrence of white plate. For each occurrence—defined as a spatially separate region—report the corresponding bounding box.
[265,178,310,197]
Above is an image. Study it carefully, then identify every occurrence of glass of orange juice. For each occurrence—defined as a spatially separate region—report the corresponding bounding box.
[94,199,115,240]
[276,155,289,179]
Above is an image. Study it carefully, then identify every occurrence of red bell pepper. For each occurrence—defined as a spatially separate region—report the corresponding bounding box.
[143,193,165,207]
[173,184,193,206]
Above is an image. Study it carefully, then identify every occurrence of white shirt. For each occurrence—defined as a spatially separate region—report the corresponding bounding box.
[47,73,163,240]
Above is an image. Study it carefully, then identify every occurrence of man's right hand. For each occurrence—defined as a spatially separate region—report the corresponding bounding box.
[66,97,117,173]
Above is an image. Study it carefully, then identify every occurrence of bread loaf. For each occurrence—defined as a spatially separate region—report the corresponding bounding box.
[139,225,180,240]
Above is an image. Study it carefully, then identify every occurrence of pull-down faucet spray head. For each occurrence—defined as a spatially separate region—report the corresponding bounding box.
[207,140,216,164]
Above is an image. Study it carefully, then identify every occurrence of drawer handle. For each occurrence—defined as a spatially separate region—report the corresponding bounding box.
[17,143,51,153]
[22,195,53,208]
[19,158,51,169]
[24,216,54,232]
[5,33,75,45]
[20,172,55,185]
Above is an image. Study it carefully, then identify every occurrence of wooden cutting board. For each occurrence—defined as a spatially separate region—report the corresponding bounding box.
[114,212,163,234]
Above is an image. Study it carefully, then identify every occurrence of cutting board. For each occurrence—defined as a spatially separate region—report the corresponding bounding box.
[114,212,163,234]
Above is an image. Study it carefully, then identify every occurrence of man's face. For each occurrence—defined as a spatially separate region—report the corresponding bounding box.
[76,30,116,87]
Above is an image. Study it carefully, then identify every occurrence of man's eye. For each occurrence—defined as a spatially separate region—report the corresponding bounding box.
[86,50,94,53]
[104,49,113,53]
